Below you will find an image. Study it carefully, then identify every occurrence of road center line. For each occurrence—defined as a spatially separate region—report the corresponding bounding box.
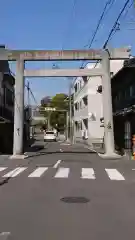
[53,160,61,168]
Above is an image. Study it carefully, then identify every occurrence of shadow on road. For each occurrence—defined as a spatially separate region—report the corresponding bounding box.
[25,140,50,153]
[26,145,45,152]
[0,177,11,186]
[27,150,96,159]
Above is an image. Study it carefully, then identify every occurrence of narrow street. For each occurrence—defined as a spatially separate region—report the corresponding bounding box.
[0,139,135,239]
[1,0,135,239]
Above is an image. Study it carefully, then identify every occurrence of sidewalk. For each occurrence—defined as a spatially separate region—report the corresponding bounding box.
[73,138,132,159]
[74,137,105,153]
[0,155,11,164]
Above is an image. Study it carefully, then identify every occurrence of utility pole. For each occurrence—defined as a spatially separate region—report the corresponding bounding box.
[66,111,69,140]
[69,80,72,142]
[47,111,51,130]
[27,81,30,141]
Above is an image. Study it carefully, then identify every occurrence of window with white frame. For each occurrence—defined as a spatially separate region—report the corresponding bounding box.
[80,100,82,109]
[82,95,88,106]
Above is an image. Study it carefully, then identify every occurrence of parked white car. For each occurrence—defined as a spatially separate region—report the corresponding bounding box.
[44,131,57,142]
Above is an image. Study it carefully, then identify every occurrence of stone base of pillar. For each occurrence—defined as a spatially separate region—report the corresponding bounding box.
[9,154,28,160]
[98,152,122,160]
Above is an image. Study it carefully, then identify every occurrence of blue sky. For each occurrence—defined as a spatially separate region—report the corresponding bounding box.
[0,0,135,104]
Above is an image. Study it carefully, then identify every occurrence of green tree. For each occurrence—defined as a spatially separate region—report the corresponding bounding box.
[40,93,69,131]
[50,93,68,110]
[49,94,68,131]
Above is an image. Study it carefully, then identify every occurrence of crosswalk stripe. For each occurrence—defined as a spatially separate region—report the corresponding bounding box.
[54,167,69,178]
[105,169,125,180]
[0,167,128,180]
[0,167,7,172]
[2,167,27,178]
[28,167,48,178]
[81,168,95,179]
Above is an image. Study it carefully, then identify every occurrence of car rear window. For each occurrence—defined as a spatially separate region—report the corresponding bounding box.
[46,131,54,134]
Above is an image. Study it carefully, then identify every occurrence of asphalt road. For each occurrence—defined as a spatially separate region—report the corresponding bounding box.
[0,139,135,239]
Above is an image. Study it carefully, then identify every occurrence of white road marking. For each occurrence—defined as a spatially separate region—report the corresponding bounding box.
[0,232,11,239]
[2,167,27,178]
[105,169,125,180]
[60,143,70,146]
[132,169,135,171]
[81,168,95,179]
[28,167,48,178]
[53,160,61,168]
[0,167,7,172]
[54,167,69,178]
[0,232,11,235]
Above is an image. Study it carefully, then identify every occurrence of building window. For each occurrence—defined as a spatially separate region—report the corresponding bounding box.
[83,96,88,106]
[124,87,130,99]
[75,103,77,111]
[118,92,122,101]
[110,72,114,78]
[77,102,79,110]
[130,84,135,97]
[83,118,88,129]
[74,84,77,93]
[80,100,82,109]
[83,76,88,83]
[4,87,14,107]
[75,102,79,111]
[77,82,80,90]
[75,121,82,131]
[80,80,82,88]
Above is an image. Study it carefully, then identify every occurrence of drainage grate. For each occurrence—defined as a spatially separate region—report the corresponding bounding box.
[60,196,90,203]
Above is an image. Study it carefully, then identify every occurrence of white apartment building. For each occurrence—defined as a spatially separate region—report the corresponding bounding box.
[73,60,124,147]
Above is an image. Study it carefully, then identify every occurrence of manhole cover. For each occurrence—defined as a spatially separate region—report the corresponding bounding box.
[60,196,90,203]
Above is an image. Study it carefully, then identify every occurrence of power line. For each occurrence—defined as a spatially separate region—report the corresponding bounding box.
[25,83,38,106]
[121,0,134,21]
[101,0,116,22]
[92,0,131,69]
[84,0,114,49]
[103,0,131,49]
[80,0,115,68]
[118,1,134,30]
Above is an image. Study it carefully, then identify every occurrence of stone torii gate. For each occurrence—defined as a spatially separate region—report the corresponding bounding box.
[0,47,130,159]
